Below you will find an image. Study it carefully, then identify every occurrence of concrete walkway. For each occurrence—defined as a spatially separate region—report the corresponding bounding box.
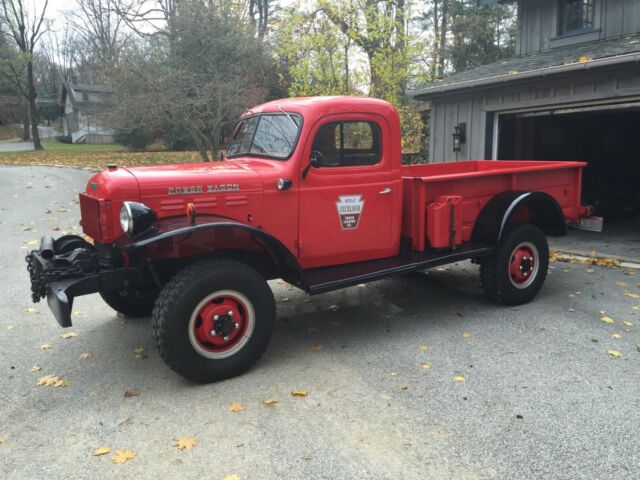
[0,142,34,152]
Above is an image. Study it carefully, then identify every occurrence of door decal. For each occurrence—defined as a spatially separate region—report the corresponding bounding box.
[336,195,364,230]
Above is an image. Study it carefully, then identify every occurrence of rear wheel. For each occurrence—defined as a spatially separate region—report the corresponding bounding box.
[152,258,275,383]
[480,224,549,305]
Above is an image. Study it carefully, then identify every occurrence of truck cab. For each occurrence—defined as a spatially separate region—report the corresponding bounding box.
[26,96,591,383]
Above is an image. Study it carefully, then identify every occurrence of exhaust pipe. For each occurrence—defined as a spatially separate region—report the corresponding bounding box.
[40,236,55,260]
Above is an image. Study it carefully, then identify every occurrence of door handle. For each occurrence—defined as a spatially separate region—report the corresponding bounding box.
[379,187,392,195]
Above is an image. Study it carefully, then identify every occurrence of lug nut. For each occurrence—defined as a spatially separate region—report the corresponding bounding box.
[234,322,239,329]
[524,272,528,277]
[519,266,523,271]
[228,310,233,317]
[214,314,219,321]
[223,336,229,341]
[210,330,216,336]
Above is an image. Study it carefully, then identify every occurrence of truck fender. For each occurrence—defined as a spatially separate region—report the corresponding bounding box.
[124,221,305,288]
[471,191,567,244]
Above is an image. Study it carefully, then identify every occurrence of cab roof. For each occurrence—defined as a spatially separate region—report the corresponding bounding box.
[247,96,397,119]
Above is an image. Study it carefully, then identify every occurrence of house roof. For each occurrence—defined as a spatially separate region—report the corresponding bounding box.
[60,80,112,114]
[411,33,640,99]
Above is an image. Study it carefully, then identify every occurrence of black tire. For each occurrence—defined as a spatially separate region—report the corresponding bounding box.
[152,258,275,383]
[100,289,158,317]
[480,223,549,306]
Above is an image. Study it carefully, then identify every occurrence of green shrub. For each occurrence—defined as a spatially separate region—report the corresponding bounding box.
[55,134,73,144]
[113,127,151,151]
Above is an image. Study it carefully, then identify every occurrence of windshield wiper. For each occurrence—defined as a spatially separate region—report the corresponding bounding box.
[277,105,299,130]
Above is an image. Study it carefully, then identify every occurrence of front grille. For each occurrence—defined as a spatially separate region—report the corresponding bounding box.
[79,193,102,241]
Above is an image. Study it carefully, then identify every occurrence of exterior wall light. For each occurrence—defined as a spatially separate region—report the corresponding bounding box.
[452,123,466,152]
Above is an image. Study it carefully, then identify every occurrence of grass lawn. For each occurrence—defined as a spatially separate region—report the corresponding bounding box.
[0,142,204,169]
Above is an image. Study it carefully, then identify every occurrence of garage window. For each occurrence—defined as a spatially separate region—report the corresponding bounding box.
[312,121,381,167]
[558,0,594,36]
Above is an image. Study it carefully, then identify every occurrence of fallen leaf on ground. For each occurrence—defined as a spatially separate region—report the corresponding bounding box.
[578,55,593,62]
[601,316,615,324]
[39,343,53,350]
[291,389,308,397]
[453,375,466,383]
[37,374,69,387]
[228,402,245,413]
[31,365,41,372]
[24,307,39,314]
[612,333,622,339]
[93,446,111,456]
[57,208,68,213]
[389,372,398,377]
[173,436,197,450]
[328,305,339,312]
[124,390,140,398]
[80,353,92,360]
[624,292,640,299]
[615,281,628,287]
[418,344,430,352]
[6,325,14,331]
[623,321,634,327]
[134,347,147,359]
[608,350,623,358]
[420,363,432,369]
[263,398,279,405]
[0,436,4,444]
[281,297,289,302]
[461,332,473,338]
[224,475,241,480]
[60,331,78,339]
[586,269,595,273]
[72,311,83,317]
[112,450,135,464]
[310,343,323,351]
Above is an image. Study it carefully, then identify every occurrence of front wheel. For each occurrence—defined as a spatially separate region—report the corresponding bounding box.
[480,224,549,305]
[152,258,275,383]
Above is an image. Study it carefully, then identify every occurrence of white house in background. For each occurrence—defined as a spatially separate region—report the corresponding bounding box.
[60,81,114,144]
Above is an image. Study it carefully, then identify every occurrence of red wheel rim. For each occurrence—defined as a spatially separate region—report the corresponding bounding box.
[188,290,255,359]
[509,242,539,289]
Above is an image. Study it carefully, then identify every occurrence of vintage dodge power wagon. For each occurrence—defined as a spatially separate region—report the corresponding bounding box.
[26,96,593,382]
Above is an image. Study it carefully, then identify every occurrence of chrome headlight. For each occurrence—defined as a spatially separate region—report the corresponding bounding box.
[120,201,156,236]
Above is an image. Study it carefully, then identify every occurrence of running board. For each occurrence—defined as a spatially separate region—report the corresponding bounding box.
[304,244,495,295]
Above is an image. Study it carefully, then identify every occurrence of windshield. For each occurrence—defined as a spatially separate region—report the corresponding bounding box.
[227,113,302,160]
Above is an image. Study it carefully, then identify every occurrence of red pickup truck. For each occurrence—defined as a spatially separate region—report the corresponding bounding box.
[26,96,591,382]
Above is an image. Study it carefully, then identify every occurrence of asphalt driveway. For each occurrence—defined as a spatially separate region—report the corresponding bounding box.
[1,166,639,480]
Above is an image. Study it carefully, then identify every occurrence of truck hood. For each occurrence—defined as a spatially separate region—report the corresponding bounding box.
[125,160,264,199]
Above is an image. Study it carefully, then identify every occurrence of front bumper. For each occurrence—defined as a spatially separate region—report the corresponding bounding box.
[26,236,134,327]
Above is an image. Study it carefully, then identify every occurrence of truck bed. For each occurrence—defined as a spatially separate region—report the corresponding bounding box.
[400,160,586,251]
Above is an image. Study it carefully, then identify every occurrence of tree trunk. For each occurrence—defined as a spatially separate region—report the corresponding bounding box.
[22,108,30,141]
[27,63,43,150]
[437,0,449,78]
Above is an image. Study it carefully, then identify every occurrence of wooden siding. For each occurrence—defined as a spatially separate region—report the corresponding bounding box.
[518,0,640,55]
[428,65,640,163]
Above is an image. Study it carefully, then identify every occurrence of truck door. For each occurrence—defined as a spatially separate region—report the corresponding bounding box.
[298,115,396,266]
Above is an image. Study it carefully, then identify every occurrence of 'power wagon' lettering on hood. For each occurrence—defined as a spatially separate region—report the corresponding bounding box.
[336,195,364,230]
[168,184,240,195]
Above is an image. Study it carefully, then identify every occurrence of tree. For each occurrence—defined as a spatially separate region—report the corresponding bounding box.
[111,1,272,161]
[275,1,424,152]
[0,0,49,149]
[66,0,130,80]
[418,0,516,77]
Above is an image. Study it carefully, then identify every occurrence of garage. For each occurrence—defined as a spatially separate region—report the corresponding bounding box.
[496,103,640,219]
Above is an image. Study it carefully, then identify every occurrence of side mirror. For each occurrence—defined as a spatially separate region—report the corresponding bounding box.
[302,151,324,179]
[310,150,324,168]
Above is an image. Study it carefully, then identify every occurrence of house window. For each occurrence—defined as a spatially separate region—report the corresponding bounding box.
[558,0,594,36]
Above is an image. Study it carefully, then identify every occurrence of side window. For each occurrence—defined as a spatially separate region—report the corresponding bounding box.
[312,121,381,167]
